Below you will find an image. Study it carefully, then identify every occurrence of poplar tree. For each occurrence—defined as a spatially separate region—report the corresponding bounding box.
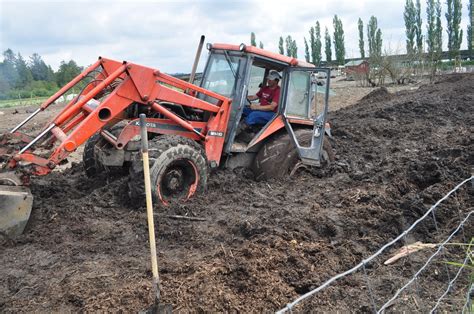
[435,1,443,53]
[309,26,316,61]
[368,16,382,58]
[427,0,443,76]
[278,37,284,55]
[250,32,257,47]
[427,0,437,54]
[259,42,264,49]
[446,0,463,59]
[468,0,473,52]
[314,21,322,65]
[404,0,417,54]
[333,15,346,65]
[285,35,298,58]
[415,0,424,52]
[304,38,310,62]
[358,18,365,58]
[324,27,332,62]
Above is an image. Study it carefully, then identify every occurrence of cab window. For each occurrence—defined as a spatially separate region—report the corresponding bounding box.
[285,71,310,118]
[201,53,241,97]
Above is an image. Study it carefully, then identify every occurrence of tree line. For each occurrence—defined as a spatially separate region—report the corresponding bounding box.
[250,0,472,65]
[0,49,82,100]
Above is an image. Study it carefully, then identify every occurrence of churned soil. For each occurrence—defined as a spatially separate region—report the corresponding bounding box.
[1,74,473,312]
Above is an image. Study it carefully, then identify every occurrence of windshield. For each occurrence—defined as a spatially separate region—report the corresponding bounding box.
[201,53,241,97]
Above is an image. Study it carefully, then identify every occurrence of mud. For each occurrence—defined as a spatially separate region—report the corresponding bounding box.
[1,74,473,312]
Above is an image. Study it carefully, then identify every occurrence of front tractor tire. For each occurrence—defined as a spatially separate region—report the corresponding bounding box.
[128,136,208,206]
[83,132,106,177]
[83,126,127,177]
[253,128,335,181]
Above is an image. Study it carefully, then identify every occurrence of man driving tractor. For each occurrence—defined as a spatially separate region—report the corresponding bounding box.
[243,69,281,126]
[236,70,281,142]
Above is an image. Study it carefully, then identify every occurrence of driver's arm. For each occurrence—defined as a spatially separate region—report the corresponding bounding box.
[250,101,277,111]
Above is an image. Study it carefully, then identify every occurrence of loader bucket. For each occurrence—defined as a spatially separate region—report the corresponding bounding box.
[0,185,33,237]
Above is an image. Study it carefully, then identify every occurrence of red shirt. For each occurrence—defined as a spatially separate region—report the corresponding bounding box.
[256,85,280,112]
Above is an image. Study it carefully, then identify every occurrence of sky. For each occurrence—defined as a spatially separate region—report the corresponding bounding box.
[0,0,471,73]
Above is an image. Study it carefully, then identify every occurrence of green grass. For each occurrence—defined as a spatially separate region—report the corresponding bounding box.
[0,97,48,109]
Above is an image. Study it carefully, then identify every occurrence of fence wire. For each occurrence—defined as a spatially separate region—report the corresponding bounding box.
[462,283,473,314]
[378,210,473,312]
[429,246,472,314]
[276,176,473,314]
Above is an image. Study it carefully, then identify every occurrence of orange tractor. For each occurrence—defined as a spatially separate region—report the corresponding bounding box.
[0,40,334,236]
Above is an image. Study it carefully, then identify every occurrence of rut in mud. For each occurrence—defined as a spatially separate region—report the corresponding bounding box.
[1,74,473,311]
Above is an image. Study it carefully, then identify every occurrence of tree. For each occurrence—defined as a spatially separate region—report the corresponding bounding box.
[324,27,332,62]
[15,53,33,88]
[427,0,443,79]
[304,38,310,62]
[446,0,463,59]
[285,35,298,58]
[250,32,257,47]
[56,60,82,87]
[404,0,417,54]
[309,26,316,61]
[333,15,345,65]
[278,36,285,55]
[468,0,473,53]
[314,21,322,65]
[29,53,54,82]
[426,0,443,57]
[415,0,424,52]
[259,41,264,49]
[308,23,322,65]
[376,29,383,56]
[0,49,19,87]
[368,16,382,58]
[358,18,365,58]
[435,1,442,53]
[0,74,10,98]
[292,39,298,58]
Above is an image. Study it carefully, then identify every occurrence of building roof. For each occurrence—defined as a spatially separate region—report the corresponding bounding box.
[344,60,367,67]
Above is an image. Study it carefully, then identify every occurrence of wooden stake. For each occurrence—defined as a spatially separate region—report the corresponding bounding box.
[140,114,161,302]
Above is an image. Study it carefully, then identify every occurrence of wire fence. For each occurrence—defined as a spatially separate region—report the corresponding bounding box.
[277,175,473,313]
[462,283,474,313]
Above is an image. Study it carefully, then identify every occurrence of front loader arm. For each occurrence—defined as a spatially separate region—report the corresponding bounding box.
[1,57,232,178]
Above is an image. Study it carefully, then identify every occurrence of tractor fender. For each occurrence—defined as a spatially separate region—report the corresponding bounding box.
[247,115,285,149]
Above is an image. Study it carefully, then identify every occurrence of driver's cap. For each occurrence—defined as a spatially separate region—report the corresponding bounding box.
[267,70,281,80]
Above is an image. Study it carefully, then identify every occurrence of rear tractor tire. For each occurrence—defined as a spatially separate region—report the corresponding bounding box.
[128,135,208,206]
[253,128,335,181]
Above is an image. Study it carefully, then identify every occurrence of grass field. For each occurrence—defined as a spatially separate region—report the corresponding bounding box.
[0,97,48,109]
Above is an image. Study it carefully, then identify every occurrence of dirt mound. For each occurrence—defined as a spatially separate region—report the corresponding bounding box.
[1,74,473,312]
[359,86,393,103]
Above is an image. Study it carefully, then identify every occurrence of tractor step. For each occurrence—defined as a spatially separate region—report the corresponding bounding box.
[0,185,33,237]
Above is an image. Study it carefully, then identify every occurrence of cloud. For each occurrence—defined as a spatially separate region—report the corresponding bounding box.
[0,0,471,73]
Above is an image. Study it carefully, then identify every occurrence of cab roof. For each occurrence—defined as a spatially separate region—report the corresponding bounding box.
[211,43,314,68]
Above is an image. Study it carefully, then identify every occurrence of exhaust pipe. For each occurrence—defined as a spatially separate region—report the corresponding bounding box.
[189,35,205,84]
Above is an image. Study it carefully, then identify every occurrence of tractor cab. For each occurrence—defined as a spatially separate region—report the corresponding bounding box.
[197,43,331,166]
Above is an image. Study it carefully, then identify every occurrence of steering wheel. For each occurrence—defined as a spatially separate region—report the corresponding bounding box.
[245,91,252,106]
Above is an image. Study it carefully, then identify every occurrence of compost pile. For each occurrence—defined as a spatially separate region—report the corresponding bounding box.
[1,74,473,312]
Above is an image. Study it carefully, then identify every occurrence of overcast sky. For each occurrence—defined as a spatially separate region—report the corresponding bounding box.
[0,0,471,73]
